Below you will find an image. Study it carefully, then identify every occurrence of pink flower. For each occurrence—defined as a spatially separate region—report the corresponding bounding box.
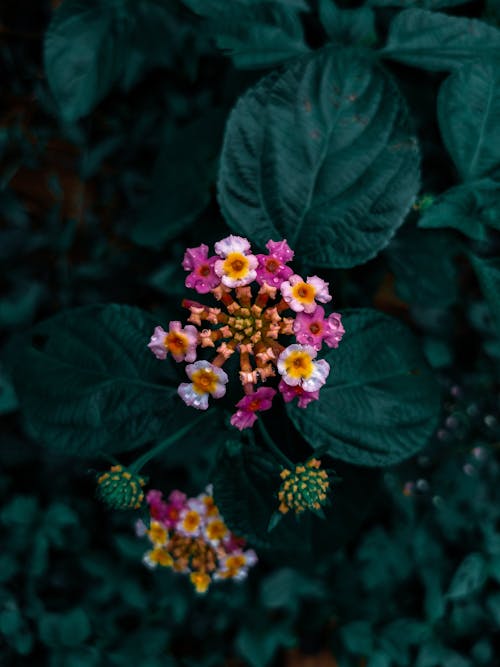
[230,387,277,430]
[148,321,198,362]
[278,379,320,408]
[324,312,345,348]
[280,275,332,313]
[277,344,330,392]
[294,307,345,350]
[182,244,220,294]
[255,239,294,288]
[146,489,188,529]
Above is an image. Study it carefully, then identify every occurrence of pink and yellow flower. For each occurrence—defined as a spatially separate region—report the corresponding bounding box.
[148,321,198,362]
[280,274,332,313]
[278,379,319,408]
[214,235,258,288]
[277,344,330,392]
[178,360,228,410]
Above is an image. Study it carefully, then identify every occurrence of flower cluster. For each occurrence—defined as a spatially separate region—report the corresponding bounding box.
[148,235,344,429]
[96,465,146,510]
[137,487,257,593]
[278,458,330,515]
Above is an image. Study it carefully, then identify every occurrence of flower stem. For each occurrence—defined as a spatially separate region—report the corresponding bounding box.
[128,413,209,473]
[257,419,293,468]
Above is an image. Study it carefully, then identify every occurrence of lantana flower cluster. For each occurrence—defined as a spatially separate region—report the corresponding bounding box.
[148,235,344,429]
[137,486,257,593]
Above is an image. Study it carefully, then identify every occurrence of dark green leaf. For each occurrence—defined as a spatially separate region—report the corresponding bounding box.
[341,620,374,655]
[319,1,376,46]
[469,253,500,336]
[385,224,460,307]
[438,62,500,181]
[11,304,189,456]
[236,615,294,667]
[131,111,226,248]
[218,48,420,268]
[286,309,441,466]
[44,0,126,121]
[369,0,468,6]
[446,553,488,600]
[419,180,500,241]
[382,10,500,71]
[182,0,309,69]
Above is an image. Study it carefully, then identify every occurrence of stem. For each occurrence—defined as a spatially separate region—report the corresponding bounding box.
[129,413,208,473]
[258,419,294,468]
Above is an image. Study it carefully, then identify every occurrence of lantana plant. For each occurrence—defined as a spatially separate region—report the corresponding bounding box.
[148,235,344,430]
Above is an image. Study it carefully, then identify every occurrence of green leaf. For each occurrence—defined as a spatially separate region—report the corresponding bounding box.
[438,62,500,181]
[446,553,488,600]
[236,615,295,667]
[419,180,500,241]
[368,0,468,6]
[385,224,460,307]
[44,0,127,121]
[259,568,325,612]
[469,253,500,336]
[286,309,441,466]
[131,111,226,248]
[182,0,309,69]
[12,304,189,456]
[218,48,420,268]
[382,9,500,71]
[319,1,376,46]
[341,620,374,655]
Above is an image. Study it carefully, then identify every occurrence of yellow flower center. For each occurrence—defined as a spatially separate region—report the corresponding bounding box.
[291,281,315,304]
[191,368,219,395]
[285,351,314,379]
[182,510,201,533]
[148,521,168,546]
[206,519,228,541]
[149,547,173,567]
[165,331,188,354]
[225,554,246,570]
[190,571,211,593]
[223,252,249,279]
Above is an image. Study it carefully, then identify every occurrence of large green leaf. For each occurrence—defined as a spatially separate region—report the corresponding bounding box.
[286,309,441,466]
[319,0,376,46]
[11,304,189,456]
[382,10,500,71]
[181,0,309,69]
[44,0,126,122]
[368,0,468,6]
[469,253,500,336]
[218,48,420,268]
[438,62,500,181]
[419,180,500,242]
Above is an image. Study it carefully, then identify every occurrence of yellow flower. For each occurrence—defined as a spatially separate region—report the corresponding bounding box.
[190,571,211,593]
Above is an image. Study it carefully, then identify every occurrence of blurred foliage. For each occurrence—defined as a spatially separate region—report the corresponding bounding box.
[2,0,500,665]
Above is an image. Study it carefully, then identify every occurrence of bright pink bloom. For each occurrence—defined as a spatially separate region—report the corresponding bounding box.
[182,244,220,294]
[278,379,320,408]
[294,307,345,350]
[255,239,294,288]
[230,387,277,430]
[146,489,187,529]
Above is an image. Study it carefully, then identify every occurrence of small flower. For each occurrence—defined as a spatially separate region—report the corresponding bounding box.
[178,361,228,410]
[148,322,198,362]
[230,387,277,430]
[138,487,258,592]
[214,235,258,288]
[280,275,332,313]
[96,465,146,510]
[255,239,294,287]
[278,379,319,408]
[278,459,330,515]
[294,307,345,350]
[190,571,211,594]
[277,344,330,392]
[182,244,220,294]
